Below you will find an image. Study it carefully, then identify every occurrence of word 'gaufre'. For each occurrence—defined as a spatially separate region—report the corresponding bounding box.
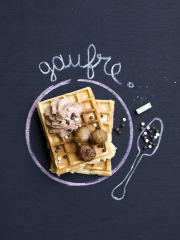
[39,44,122,84]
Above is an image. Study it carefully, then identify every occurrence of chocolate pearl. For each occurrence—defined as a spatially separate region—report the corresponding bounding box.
[117,131,121,135]
[152,127,156,130]
[102,149,106,152]
[101,115,104,118]
[153,143,156,146]
[64,155,67,158]
[148,130,153,134]
[96,126,100,129]
[150,135,154,139]
[89,116,93,119]
[55,149,59,153]
[140,127,144,131]
[143,146,147,150]
[57,145,61,149]
[71,116,74,120]
[115,128,120,132]
[120,123,125,128]
[68,128,72,132]
[66,120,70,125]
[142,135,147,140]
[150,142,153,145]
[152,138,155,142]
[155,129,159,133]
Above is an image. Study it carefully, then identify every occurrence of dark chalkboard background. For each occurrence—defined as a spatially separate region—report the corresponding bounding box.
[1,1,180,240]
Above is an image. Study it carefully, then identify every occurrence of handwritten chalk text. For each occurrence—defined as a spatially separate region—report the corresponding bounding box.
[39,44,122,84]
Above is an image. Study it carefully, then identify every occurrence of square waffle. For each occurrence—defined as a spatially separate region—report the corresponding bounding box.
[73,100,116,176]
[36,87,116,176]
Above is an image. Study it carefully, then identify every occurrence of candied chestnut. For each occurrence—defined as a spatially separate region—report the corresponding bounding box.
[91,129,107,144]
[73,126,90,143]
[78,144,96,161]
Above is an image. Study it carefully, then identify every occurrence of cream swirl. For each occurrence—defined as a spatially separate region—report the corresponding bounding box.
[45,98,82,137]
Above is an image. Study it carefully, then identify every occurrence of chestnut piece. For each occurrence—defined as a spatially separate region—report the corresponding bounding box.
[91,129,107,144]
[78,144,96,161]
[73,127,90,143]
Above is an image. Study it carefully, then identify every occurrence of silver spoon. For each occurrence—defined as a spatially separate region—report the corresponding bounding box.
[111,117,164,200]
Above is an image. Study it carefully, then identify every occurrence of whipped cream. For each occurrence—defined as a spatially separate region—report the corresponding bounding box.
[45,98,82,137]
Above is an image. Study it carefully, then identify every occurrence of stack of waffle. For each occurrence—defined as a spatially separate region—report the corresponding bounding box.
[36,87,116,177]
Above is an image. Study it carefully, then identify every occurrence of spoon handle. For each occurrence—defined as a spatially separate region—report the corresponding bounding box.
[111,152,143,200]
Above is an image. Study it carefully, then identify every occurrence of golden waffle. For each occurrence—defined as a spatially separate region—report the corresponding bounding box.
[74,100,115,176]
[36,87,115,176]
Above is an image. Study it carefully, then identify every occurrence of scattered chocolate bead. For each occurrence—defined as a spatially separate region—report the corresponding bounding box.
[89,116,93,119]
[120,123,125,128]
[57,145,61,149]
[96,126,100,129]
[150,142,153,145]
[152,127,156,130]
[150,135,154,139]
[152,138,155,142]
[64,155,67,158]
[66,120,70,125]
[142,135,147,140]
[102,149,106,152]
[115,127,120,132]
[71,116,74,120]
[55,149,59,153]
[140,126,144,131]
[68,128,72,132]
[143,146,147,150]
[117,131,121,135]
[101,115,104,118]
[153,143,156,146]
[148,130,153,134]
[72,129,77,133]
